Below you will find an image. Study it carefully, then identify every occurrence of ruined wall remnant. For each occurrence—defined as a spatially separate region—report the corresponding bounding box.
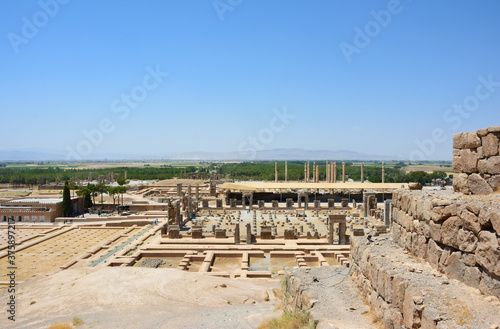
[453,126,500,194]
[392,189,500,299]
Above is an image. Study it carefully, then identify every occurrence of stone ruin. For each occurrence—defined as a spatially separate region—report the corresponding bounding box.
[453,125,500,194]
[349,126,500,328]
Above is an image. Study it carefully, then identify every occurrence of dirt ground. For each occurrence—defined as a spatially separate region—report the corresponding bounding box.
[0,267,282,329]
[286,266,379,329]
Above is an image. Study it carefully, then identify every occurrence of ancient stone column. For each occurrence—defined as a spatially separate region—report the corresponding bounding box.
[316,165,319,183]
[326,161,330,183]
[342,162,346,183]
[361,164,364,183]
[382,162,385,184]
[246,223,252,244]
[328,222,333,245]
[188,184,192,197]
[333,163,337,183]
[275,162,278,183]
[384,199,392,228]
[285,161,288,182]
[177,183,182,196]
[304,163,307,182]
[195,184,199,201]
[339,221,347,245]
[306,161,311,183]
[234,223,240,244]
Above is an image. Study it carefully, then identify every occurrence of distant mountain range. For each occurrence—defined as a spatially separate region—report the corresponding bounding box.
[0,148,405,162]
[167,148,404,161]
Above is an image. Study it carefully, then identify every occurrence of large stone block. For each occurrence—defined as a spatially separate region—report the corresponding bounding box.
[479,270,500,299]
[453,173,470,194]
[426,238,442,268]
[478,156,500,175]
[487,125,500,133]
[487,175,500,192]
[475,231,500,277]
[429,221,442,243]
[456,228,477,253]
[441,216,463,248]
[482,133,500,157]
[453,132,481,149]
[443,251,465,282]
[468,173,493,195]
[490,209,500,235]
[454,150,478,173]
[459,206,481,234]
[463,265,482,289]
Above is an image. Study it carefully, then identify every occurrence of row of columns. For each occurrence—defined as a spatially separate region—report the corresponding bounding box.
[272,161,386,183]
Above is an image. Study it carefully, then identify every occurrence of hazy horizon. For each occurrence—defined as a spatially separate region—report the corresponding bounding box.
[2,1,499,162]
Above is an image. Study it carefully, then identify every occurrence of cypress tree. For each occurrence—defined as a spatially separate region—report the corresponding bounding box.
[62,181,72,217]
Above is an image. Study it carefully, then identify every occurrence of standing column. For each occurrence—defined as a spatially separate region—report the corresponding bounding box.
[234,223,240,244]
[361,164,364,183]
[382,162,385,184]
[333,163,337,183]
[326,162,330,183]
[306,161,311,183]
[342,162,346,183]
[304,163,307,182]
[285,161,288,182]
[315,165,319,183]
[246,223,252,244]
[195,184,199,201]
[275,162,278,183]
[384,200,392,229]
[313,162,316,183]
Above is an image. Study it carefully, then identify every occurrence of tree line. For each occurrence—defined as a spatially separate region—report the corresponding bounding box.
[0,162,449,187]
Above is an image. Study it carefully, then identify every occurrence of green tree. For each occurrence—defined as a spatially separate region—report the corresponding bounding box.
[107,186,120,211]
[95,183,107,209]
[62,181,72,217]
[76,185,93,211]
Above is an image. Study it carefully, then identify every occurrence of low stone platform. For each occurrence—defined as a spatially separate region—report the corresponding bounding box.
[350,235,500,328]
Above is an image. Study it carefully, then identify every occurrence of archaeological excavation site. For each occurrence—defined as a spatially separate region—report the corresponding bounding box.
[1,127,500,329]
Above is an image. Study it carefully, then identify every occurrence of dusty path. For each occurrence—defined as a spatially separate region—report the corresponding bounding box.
[287,266,379,329]
[0,267,281,329]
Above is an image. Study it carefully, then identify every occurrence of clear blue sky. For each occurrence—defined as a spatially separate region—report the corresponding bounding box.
[1,0,500,160]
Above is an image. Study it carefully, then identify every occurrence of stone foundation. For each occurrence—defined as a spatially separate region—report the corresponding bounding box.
[392,189,500,299]
[453,126,500,194]
[350,235,500,328]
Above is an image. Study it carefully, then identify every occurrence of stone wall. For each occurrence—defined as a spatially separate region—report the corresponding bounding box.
[453,126,500,194]
[350,235,500,328]
[392,188,500,299]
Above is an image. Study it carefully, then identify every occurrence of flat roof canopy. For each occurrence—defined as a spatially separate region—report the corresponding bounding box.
[219,182,407,193]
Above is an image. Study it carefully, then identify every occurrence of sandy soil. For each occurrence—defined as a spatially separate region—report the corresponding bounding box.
[0,267,281,329]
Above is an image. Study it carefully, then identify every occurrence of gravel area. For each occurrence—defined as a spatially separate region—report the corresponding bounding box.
[287,266,379,328]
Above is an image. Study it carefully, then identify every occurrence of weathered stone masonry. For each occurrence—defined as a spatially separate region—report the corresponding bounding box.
[453,125,500,195]
[392,189,500,299]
